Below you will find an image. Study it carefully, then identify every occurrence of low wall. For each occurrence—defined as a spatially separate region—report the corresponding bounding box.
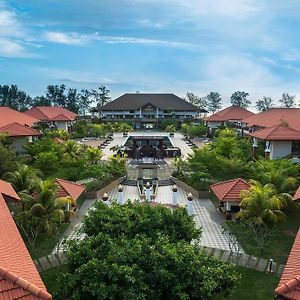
[35,247,285,278]
[85,176,126,199]
[171,177,210,199]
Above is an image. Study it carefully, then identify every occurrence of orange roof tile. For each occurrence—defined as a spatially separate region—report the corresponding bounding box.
[248,125,300,141]
[0,122,42,137]
[275,229,300,299]
[55,179,85,201]
[0,193,51,299]
[210,178,250,202]
[24,106,77,122]
[242,108,300,130]
[293,186,300,202]
[50,114,73,121]
[0,180,20,201]
[0,107,39,128]
[206,105,255,122]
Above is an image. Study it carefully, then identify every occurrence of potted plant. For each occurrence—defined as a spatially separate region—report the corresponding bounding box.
[165,125,176,137]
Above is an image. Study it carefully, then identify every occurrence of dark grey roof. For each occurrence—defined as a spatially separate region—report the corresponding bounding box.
[100,93,206,112]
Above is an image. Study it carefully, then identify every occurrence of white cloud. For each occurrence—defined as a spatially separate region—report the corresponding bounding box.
[43,31,91,45]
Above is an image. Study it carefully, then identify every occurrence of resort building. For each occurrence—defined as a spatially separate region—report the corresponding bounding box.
[97,93,205,129]
[0,107,41,153]
[210,178,250,218]
[205,105,255,130]
[24,106,77,131]
[0,180,52,299]
[243,108,300,159]
[275,228,300,299]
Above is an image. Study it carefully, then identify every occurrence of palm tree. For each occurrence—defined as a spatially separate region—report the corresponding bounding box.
[62,140,81,158]
[86,147,103,165]
[239,180,291,226]
[6,163,41,193]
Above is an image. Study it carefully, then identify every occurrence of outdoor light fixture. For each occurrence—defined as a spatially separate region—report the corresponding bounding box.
[102,192,109,203]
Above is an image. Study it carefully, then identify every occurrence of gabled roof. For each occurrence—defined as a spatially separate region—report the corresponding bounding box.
[24,106,77,122]
[242,108,300,130]
[0,122,41,137]
[50,114,73,121]
[210,178,250,202]
[248,125,300,141]
[55,179,86,201]
[0,182,51,299]
[0,107,39,128]
[206,105,255,122]
[275,229,300,299]
[100,93,205,112]
[0,179,20,201]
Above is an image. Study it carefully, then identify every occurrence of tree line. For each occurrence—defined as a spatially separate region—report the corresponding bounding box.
[0,84,111,114]
[185,91,298,112]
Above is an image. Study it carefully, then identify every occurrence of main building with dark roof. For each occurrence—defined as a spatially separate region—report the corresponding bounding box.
[98,93,206,129]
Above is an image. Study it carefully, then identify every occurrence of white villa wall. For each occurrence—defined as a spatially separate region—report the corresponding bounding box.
[207,121,222,129]
[270,141,292,159]
[56,121,68,131]
[10,136,30,153]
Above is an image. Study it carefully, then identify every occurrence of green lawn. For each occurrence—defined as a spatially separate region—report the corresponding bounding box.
[216,266,279,300]
[227,203,300,264]
[40,265,70,296]
[24,223,69,259]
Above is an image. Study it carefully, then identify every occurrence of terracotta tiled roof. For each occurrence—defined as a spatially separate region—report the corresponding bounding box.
[0,122,42,137]
[210,178,250,202]
[24,106,77,122]
[0,107,39,128]
[55,179,85,201]
[50,114,73,121]
[293,186,300,202]
[206,105,255,122]
[242,108,300,130]
[0,180,20,201]
[248,125,300,141]
[0,191,51,299]
[275,229,300,299]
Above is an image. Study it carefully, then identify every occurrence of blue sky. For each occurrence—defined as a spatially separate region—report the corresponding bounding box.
[1,0,300,108]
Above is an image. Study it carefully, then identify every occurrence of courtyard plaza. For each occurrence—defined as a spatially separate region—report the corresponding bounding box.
[55,131,241,253]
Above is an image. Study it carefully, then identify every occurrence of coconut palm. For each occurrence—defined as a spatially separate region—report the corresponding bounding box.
[85,147,103,165]
[239,180,291,226]
[6,163,41,193]
[62,140,81,158]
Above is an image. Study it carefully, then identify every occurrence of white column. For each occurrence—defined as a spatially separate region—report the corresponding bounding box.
[252,137,258,148]
[187,192,194,216]
[140,108,142,118]
[172,185,178,206]
[156,107,159,118]
[117,184,123,205]
[145,182,152,201]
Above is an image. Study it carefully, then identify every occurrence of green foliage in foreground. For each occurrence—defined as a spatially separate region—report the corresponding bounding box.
[82,201,201,242]
[54,202,239,299]
[56,234,239,300]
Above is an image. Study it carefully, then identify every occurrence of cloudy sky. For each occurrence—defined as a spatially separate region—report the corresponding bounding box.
[1,0,300,108]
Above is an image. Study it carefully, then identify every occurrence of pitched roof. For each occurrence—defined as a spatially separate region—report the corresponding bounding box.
[275,229,300,299]
[210,178,250,202]
[0,122,41,137]
[0,107,39,128]
[206,105,255,122]
[242,108,300,130]
[0,188,51,299]
[100,93,205,112]
[248,124,300,141]
[55,179,86,201]
[0,180,20,201]
[24,106,77,122]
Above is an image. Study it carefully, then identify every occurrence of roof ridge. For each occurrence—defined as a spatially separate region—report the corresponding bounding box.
[56,178,85,188]
[32,107,50,120]
[0,266,52,299]
[275,275,300,296]
[210,178,242,187]
[221,179,244,200]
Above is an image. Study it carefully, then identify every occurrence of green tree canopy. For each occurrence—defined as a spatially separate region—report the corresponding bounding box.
[206,91,222,113]
[185,92,207,110]
[279,93,296,108]
[230,91,251,108]
[255,96,273,112]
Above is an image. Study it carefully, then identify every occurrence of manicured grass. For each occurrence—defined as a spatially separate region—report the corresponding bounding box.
[25,223,69,259]
[40,265,70,296]
[227,203,300,264]
[216,266,279,300]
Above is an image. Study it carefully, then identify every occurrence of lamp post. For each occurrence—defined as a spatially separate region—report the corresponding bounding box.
[267,258,274,273]
[102,192,109,205]
[117,184,123,205]
[187,192,193,216]
[172,185,178,206]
